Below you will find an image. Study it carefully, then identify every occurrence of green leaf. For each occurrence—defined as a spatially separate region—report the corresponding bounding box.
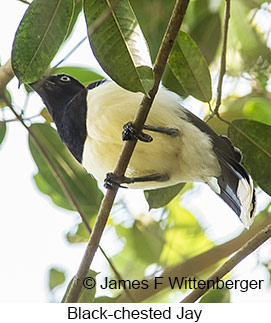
[200,287,230,303]
[228,119,271,195]
[0,90,12,109]
[12,0,74,84]
[168,30,212,102]
[130,219,164,263]
[62,270,98,303]
[55,66,104,86]
[49,267,66,291]
[144,183,185,209]
[66,222,90,244]
[0,122,7,147]
[83,0,154,94]
[28,123,103,217]
[65,0,83,41]
[162,65,187,98]
[190,12,221,64]
[130,0,175,61]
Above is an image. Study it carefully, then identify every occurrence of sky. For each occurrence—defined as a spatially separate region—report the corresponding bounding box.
[0,0,270,303]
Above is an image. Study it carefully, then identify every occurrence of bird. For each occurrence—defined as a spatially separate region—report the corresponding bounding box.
[30,73,256,228]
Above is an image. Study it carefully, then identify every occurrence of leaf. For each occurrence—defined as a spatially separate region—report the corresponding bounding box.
[190,12,221,64]
[168,30,212,102]
[40,108,53,123]
[0,122,7,147]
[144,183,185,209]
[12,0,74,84]
[62,270,98,303]
[131,219,164,263]
[83,0,154,94]
[28,123,103,217]
[66,222,90,244]
[228,119,271,195]
[0,90,12,109]
[55,66,104,86]
[199,287,230,303]
[49,267,66,291]
[65,0,83,41]
[130,0,175,60]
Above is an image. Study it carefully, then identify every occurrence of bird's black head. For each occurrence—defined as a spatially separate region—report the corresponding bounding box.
[29,74,86,116]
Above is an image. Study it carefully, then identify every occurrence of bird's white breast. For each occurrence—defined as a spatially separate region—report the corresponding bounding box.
[82,82,221,189]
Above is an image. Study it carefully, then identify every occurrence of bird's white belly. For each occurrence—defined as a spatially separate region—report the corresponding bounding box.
[81,82,221,189]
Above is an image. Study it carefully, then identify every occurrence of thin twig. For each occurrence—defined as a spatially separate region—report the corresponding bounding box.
[207,0,231,122]
[215,0,230,113]
[181,223,271,303]
[64,0,190,303]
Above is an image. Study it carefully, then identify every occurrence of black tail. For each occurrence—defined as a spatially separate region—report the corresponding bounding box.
[182,108,256,227]
[209,148,256,228]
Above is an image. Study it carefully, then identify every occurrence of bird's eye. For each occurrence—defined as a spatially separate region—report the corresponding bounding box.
[59,75,71,82]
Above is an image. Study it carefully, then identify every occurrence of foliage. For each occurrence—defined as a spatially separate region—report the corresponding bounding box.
[1,0,271,303]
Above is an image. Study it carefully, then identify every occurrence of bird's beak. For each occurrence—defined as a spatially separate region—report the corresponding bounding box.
[29,76,56,94]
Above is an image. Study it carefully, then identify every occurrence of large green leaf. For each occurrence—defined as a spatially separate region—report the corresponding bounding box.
[28,123,103,218]
[168,31,212,102]
[12,0,74,84]
[83,0,154,94]
[0,122,6,147]
[228,119,271,195]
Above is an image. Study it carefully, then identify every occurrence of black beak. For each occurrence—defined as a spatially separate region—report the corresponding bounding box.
[29,76,56,93]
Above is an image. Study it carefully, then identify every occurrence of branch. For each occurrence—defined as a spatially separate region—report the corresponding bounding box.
[215,0,230,113]
[116,216,271,302]
[64,0,190,303]
[181,223,271,303]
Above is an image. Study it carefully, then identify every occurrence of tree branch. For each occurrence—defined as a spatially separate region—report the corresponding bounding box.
[64,0,190,303]
[214,0,230,113]
[181,223,271,303]
[116,216,271,302]
[206,0,230,123]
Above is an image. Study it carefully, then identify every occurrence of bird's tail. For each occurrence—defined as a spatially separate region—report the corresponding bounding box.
[207,149,256,228]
